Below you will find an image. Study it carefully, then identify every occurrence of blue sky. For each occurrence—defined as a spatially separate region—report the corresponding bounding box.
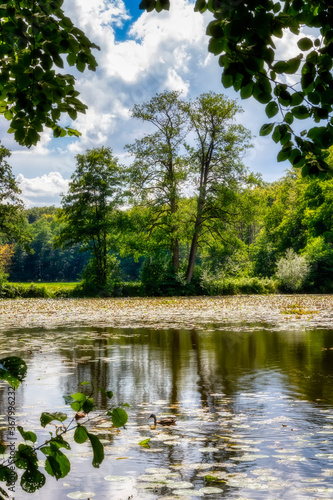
[0,0,294,207]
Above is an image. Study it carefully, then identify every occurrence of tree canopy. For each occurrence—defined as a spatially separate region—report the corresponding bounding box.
[0,0,99,147]
[56,147,123,289]
[0,143,31,247]
[140,1,333,178]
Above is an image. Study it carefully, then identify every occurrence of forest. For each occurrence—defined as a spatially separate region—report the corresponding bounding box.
[1,91,333,297]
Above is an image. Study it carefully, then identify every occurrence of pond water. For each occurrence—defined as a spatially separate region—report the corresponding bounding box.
[1,325,333,499]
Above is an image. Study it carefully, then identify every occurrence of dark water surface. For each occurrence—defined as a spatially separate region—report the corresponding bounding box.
[1,326,333,499]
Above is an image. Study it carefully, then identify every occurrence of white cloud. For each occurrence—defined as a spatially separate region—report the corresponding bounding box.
[16,172,69,207]
[0,0,292,206]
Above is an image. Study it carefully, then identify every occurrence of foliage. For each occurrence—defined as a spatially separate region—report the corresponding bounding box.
[10,209,89,283]
[0,244,14,273]
[182,92,252,282]
[276,248,309,291]
[78,254,123,296]
[0,358,128,497]
[0,144,31,247]
[140,252,181,296]
[201,272,278,295]
[56,147,124,290]
[126,91,188,272]
[301,236,333,291]
[142,0,333,177]
[0,0,99,147]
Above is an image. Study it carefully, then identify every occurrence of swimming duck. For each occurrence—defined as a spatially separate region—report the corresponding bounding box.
[75,411,87,420]
[148,413,176,426]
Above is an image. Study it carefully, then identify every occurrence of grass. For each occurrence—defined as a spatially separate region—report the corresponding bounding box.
[10,282,77,289]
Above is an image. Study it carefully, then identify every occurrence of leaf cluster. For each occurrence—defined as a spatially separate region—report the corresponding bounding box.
[0,361,129,497]
[0,0,100,147]
[142,0,333,178]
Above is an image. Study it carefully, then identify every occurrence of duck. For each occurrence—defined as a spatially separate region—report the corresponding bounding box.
[75,411,87,420]
[148,413,176,426]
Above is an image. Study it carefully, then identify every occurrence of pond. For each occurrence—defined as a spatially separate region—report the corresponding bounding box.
[1,324,333,499]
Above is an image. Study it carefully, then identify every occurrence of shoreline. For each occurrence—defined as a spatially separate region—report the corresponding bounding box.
[1,295,333,331]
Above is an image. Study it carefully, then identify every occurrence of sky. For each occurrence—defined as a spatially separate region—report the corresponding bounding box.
[2,0,294,207]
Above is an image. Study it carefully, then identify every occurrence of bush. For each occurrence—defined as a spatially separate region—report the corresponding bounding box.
[0,282,50,298]
[140,253,179,296]
[301,236,333,292]
[276,248,309,291]
[78,254,123,296]
[201,274,278,295]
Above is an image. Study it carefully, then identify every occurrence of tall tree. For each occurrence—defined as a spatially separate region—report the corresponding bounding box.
[0,0,99,147]
[56,147,123,288]
[0,143,31,247]
[183,92,252,283]
[141,1,333,177]
[126,91,188,271]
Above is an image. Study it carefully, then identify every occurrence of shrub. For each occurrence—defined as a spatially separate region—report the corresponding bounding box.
[276,248,309,291]
[79,254,123,296]
[201,274,278,295]
[301,237,333,292]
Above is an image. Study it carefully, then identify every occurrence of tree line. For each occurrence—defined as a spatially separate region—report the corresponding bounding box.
[1,91,333,295]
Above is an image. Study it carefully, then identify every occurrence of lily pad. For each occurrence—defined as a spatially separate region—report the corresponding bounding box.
[198,486,224,493]
[67,492,96,499]
[104,475,132,482]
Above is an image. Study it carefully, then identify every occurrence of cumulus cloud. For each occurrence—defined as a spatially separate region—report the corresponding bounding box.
[0,0,293,206]
[16,172,69,207]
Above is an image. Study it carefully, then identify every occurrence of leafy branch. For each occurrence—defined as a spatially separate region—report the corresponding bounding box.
[0,357,128,497]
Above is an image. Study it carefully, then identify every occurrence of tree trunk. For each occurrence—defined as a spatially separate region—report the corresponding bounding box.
[185,230,199,283]
[186,196,204,283]
[171,238,179,271]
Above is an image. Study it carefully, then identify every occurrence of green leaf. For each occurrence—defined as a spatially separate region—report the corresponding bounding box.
[74,425,88,444]
[50,436,71,450]
[20,467,45,493]
[285,55,302,74]
[44,449,71,479]
[0,465,17,485]
[292,105,310,119]
[221,71,233,88]
[240,81,254,99]
[138,438,150,446]
[67,52,77,66]
[195,0,207,12]
[87,433,104,468]
[27,128,39,146]
[284,112,294,124]
[40,412,67,428]
[82,397,94,413]
[298,37,313,51]
[70,402,81,412]
[110,408,128,428]
[259,123,274,136]
[208,38,225,56]
[0,357,27,389]
[277,148,291,162]
[290,92,304,106]
[273,61,289,73]
[15,444,38,470]
[265,101,279,118]
[17,426,37,443]
[71,392,87,402]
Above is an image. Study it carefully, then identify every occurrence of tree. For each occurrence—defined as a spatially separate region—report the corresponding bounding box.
[56,147,123,289]
[0,0,99,147]
[183,92,252,283]
[126,91,188,272]
[141,1,333,177]
[0,143,31,247]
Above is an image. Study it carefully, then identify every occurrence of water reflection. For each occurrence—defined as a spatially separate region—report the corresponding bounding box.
[0,326,333,498]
